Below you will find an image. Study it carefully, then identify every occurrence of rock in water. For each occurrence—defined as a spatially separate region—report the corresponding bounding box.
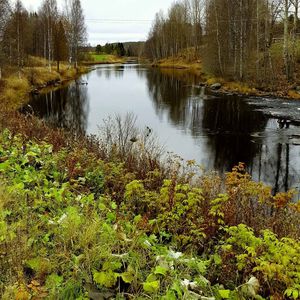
[210,83,222,90]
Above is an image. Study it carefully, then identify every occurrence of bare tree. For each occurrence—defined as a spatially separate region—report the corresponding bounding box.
[64,0,87,69]
[283,0,292,79]
[40,0,58,71]
[0,0,10,79]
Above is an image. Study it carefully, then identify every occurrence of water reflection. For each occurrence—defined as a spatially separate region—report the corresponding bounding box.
[143,67,300,194]
[144,68,203,127]
[95,64,125,79]
[201,95,268,171]
[24,64,300,194]
[26,81,89,134]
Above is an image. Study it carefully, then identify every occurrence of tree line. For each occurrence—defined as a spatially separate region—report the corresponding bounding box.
[95,42,145,57]
[0,0,87,77]
[96,43,126,57]
[145,0,300,85]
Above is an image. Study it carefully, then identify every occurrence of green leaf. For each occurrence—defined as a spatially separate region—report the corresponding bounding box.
[213,254,222,265]
[111,202,117,210]
[106,212,116,223]
[146,274,157,282]
[292,290,299,300]
[219,289,230,299]
[154,266,168,276]
[46,274,63,288]
[121,271,134,283]
[133,215,142,223]
[93,270,117,288]
[285,289,293,297]
[103,261,122,271]
[0,161,10,171]
[143,280,160,294]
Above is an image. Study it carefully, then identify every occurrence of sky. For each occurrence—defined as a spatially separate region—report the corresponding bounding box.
[20,0,175,45]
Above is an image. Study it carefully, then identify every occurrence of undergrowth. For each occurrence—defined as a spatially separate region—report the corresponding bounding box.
[0,120,300,299]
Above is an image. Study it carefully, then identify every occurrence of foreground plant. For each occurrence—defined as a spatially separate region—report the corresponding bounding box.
[0,129,299,299]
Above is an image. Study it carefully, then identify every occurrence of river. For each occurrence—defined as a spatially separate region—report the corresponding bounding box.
[25,63,300,196]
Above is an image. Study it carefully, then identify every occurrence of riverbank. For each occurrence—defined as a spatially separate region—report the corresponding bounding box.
[0,59,89,110]
[0,110,300,299]
[153,55,300,100]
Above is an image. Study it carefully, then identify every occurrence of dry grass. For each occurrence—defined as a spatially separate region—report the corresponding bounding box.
[224,81,256,94]
[205,76,225,85]
[23,67,60,86]
[157,57,202,70]
[26,56,49,67]
[288,90,300,99]
[1,75,30,109]
[155,48,202,70]
[0,57,89,110]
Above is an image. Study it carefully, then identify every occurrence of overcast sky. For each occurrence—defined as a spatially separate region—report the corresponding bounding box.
[20,0,174,45]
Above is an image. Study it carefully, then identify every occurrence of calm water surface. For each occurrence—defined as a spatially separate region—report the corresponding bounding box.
[26,63,300,195]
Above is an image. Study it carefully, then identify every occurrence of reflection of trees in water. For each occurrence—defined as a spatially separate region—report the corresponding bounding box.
[201,95,268,172]
[145,69,281,178]
[144,68,202,128]
[95,65,125,79]
[253,136,300,195]
[28,82,89,134]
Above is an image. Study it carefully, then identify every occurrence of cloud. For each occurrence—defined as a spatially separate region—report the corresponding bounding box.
[16,0,174,44]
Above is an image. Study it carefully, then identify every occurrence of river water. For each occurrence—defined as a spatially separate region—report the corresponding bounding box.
[25,63,300,195]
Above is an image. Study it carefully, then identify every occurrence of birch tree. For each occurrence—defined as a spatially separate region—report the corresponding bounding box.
[283,0,292,79]
[0,0,10,79]
[64,0,87,69]
[40,0,58,71]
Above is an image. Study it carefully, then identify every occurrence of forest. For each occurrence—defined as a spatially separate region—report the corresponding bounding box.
[0,0,86,76]
[145,0,300,92]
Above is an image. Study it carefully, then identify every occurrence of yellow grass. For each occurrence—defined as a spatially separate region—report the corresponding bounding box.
[205,77,225,85]
[288,90,300,99]
[0,57,89,110]
[23,67,60,86]
[157,57,202,70]
[224,82,256,94]
[1,75,30,109]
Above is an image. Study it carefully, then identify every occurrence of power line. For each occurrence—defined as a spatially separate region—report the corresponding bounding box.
[86,18,152,24]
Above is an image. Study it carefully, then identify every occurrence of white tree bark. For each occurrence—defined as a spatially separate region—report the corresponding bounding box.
[283,0,291,79]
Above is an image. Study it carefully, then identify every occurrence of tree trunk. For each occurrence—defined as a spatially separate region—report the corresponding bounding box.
[292,0,298,77]
[284,0,291,80]
[213,0,223,75]
[48,16,51,72]
[239,0,244,80]
[256,0,260,80]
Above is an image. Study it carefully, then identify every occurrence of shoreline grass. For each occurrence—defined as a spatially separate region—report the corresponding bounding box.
[0,57,89,110]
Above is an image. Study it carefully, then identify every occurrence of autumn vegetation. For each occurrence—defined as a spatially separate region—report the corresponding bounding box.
[0,111,299,299]
[0,0,88,108]
[1,0,300,299]
[145,0,300,97]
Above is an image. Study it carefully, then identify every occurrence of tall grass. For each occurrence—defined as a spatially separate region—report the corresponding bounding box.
[98,113,165,179]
